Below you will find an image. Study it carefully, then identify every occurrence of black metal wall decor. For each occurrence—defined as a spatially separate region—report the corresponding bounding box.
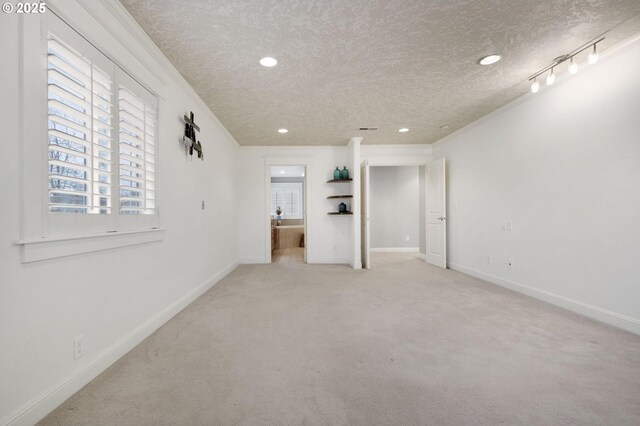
[181,111,204,160]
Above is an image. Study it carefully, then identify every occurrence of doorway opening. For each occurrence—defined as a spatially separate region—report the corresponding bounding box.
[270,165,307,264]
[368,165,423,268]
[361,159,446,270]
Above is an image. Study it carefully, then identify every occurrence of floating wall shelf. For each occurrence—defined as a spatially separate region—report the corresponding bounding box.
[327,172,353,216]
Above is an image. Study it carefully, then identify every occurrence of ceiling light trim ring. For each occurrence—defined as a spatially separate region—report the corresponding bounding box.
[260,57,278,67]
[478,54,501,65]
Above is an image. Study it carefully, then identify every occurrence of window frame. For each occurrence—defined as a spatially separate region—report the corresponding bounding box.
[16,9,163,262]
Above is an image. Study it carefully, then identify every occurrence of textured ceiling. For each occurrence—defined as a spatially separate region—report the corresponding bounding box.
[120,0,640,146]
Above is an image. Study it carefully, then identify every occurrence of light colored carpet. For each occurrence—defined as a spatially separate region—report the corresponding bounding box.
[40,257,640,425]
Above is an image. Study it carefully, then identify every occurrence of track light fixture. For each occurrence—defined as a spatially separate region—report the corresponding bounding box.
[528,37,604,94]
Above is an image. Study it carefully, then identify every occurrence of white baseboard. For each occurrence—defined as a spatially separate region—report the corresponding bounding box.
[239,258,270,264]
[3,260,239,426]
[307,258,351,264]
[370,247,420,253]
[416,253,427,260]
[239,257,352,266]
[448,262,640,336]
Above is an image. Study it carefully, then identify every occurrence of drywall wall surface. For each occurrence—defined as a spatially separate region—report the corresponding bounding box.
[0,2,239,423]
[237,146,352,264]
[418,166,426,254]
[433,37,640,332]
[361,144,433,166]
[369,167,420,249]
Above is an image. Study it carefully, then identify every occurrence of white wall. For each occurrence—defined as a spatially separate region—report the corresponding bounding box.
[369,167,419,249]
[0,1,239,424]
[418,166,426,254]
[434,37,640,334]
[361,144,432,166]
[237,146,353,264]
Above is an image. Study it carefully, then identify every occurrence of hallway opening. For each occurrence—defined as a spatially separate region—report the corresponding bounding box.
[270,165,307,263]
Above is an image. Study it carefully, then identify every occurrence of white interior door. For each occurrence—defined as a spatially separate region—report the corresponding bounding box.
[426,158,447,268]
[361,161,371,269]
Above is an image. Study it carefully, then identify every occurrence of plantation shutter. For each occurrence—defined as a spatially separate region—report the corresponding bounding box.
[44,12,159,236]
[285,190,299,217]
[272,190,285,215]
[271,182,303,218]
[117,71,157,215]
[47,34,114,214]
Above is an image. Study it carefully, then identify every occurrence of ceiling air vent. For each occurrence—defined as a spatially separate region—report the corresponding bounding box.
[358,127,378,131]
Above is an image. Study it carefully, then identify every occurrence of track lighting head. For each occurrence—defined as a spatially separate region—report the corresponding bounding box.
[531,79,540,93]
[568,57,578,74]
[588,44,599,64]
[546,68,556,85]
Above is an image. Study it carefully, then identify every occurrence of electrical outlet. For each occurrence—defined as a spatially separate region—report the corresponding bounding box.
[201,200,205,210]
[405,236,410,242]
[74,335,85,360]
[501,220,507,230]
[487,255,492,264]
[507,259,514,271]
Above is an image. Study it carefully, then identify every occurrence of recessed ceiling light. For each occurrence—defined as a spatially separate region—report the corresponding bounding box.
[398,128,409,133]
[260,57,277,67]
[478,54,501,65]
[280,170,285,174]
[278,128,288,133]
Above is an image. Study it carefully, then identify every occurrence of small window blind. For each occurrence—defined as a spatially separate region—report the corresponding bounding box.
[47,35,114,214]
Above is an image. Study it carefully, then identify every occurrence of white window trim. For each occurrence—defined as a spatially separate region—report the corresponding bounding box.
[15,228,165,263]
[16,9,163,263]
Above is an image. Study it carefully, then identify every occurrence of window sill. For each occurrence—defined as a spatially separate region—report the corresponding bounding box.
[15,228,165,263]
